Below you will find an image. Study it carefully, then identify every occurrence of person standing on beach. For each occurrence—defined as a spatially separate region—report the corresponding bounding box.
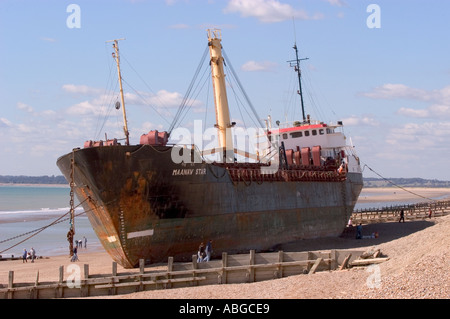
[30,247,36,263]
[399,210,405,223]
[84,236,87,249]
[203,240,213,262]
[22,249,27,263]
[71,246,79,262]
[197,242,205,263]
[356,224,362,239]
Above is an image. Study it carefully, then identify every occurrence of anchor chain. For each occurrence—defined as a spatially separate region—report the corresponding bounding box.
[67,150,76,257]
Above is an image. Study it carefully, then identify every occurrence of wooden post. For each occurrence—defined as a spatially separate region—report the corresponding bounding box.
[139,259,145,274]
[330,250,337,270]
[139,259,145,291]
[112,262,117,276]
[8,271,14,299]
[167,257,173,288]
[84,264,89,279]
[192,254,198,286]
[111,262,117,296]
[308,257,323,275]
[82,264,89,297]
[307,251,314,272]
[32,271,39,299]
[221,252,228,284]
[339,254,352,270]
[278,251,284,278]
[249,250,255,282]
[58,266,64,298]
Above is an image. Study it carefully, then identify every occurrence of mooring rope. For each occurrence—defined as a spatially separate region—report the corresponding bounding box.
[361,162,435,202]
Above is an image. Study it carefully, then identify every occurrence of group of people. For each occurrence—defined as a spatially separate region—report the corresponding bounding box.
[197,240,213,263]
[22,247,36,263]
[347,217,364,239]
[75,236,87,249]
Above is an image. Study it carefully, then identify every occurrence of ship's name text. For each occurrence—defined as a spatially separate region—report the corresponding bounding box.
[172,168,207,176]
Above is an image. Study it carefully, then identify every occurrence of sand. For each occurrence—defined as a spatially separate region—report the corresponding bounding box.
[1,187,449,299]
[358,187,450,203]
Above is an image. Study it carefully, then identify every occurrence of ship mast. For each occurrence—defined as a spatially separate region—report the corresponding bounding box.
[288,43,309,123]
[108,38,130,146]
[207,29,234,163]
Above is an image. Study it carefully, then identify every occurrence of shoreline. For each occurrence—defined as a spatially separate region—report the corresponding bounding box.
[0,183,68,188]
[358,187,450,203]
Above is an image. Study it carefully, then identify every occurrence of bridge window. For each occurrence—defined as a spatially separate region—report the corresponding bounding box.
[290,132,303,138]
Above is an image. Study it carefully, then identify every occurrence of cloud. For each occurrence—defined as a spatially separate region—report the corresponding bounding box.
[362,84,450,119]
[66,100,107,116]
[362,84,450,104]
[341,115,380,127]
[386,121,450,151]
[224,0,323,23]
[241,60,278,72]
[324,0,347,7]
[63,84,203,121]
[0,118,12,128]
[361,84,429,101]
[62,84,103,96]
[17,102,34,113]
[124,89,202,110]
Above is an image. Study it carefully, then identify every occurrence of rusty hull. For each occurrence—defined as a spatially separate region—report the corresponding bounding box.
[57,145,363,268]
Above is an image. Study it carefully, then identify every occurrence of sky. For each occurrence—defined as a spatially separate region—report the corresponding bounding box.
[1,0,450,180]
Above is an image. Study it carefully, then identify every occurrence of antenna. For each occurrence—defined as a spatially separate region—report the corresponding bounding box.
[292,17,297,46]
[287,45,309,123]
[288,19,309,123]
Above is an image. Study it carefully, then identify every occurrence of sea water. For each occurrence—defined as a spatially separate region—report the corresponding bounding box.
[0,185,102,257]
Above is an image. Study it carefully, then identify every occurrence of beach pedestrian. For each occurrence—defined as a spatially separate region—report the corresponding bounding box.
[203,240,213,262]
[71,246,79,262]
[428,209,432,219]
[22,249,28,263]
[197,242,205,263]
[399,210,405,223]
[347,217,353,227]
[83,236,87,249]
[356,224,362,239]
[30,247,36,263]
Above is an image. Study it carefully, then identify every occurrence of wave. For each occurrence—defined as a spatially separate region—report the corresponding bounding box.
[0,206,84,216]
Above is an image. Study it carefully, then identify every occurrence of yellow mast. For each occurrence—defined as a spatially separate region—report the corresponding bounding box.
[208,29,234,163]
[108,38,130,146]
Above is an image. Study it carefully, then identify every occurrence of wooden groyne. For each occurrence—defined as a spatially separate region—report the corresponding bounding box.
[0,249,385,299]
[351,200,450,224]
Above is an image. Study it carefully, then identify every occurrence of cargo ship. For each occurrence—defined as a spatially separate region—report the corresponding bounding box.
[57,29,363,268]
